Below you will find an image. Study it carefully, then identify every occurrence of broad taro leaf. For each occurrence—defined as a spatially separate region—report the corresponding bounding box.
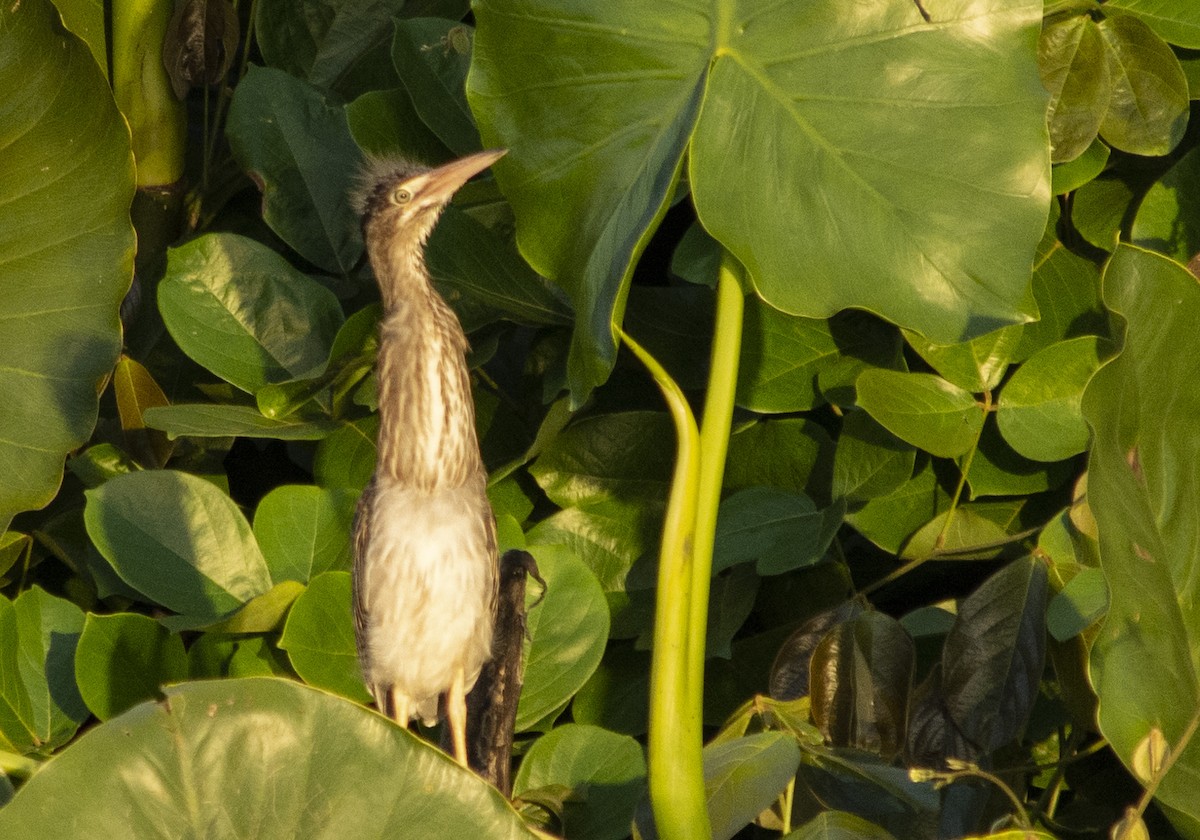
[940,557,1047,754]
[1103,0,1200,49]
[0,678,536,839]
[469,0,1048,400]
[226,66,363,274]
[1083,245,1200,835]
[392,18,479,155]
[809,612,915,761]
[0,0,134,533]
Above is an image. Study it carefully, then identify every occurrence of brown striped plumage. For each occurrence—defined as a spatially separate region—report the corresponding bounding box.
[349,150,505,766]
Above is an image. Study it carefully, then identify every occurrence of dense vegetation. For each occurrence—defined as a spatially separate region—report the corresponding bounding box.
[2,0,1200,837]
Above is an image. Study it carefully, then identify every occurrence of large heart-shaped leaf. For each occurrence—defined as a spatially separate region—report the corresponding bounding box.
[0,0,135,533]
[0,678,536,839]
[469,0,1048,398]
[1083,245,1200,835]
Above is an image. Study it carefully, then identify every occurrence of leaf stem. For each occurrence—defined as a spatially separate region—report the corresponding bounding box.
[935,391,991,549]
[620,328,708,840]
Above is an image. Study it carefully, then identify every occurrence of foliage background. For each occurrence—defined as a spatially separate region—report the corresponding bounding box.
[2,0,1200,837]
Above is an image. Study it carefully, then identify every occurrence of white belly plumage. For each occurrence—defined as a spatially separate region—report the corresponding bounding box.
[357,479,495,723]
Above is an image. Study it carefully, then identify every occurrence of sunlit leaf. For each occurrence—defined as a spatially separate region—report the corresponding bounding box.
[279,571,370,703]
[0,678,536,838]
[0,0,134,533]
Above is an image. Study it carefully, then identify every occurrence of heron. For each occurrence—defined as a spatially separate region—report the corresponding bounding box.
[349,149,506,766]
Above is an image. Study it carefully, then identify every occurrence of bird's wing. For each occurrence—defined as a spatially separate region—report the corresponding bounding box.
[351,484,372,647]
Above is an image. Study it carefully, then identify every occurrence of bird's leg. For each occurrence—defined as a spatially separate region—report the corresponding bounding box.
[446,667,468,767]
[387,685,410,731]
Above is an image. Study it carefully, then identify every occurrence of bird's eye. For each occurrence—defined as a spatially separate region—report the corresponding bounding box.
[392,187,412,205]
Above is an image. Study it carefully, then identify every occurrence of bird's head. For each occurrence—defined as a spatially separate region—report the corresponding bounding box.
[353,149,507,249]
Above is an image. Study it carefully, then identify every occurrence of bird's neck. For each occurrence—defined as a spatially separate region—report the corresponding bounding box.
[373,276,483,491]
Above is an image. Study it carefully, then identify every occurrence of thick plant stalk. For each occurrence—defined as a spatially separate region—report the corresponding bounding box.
[111,0,187,189]
[624,249,746,840]
[621,328,706,839]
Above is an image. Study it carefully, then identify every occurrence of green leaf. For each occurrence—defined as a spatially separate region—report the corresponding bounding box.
[392,19,479,155]
[856,371,984,458]
[0,678,536,839]
[1132,143,1200,265]
[1047,566,1108,642]
[0,0,134,533]
[1051,136,1111,195]
[158,233,345,394]
[712,488,843,577]
[512,724,646,840]
[832,411,916,503]
[254,485,357,583]
[1084,245,1200,834]
[83,470,272,621]
[517,546,609,732]
[1097,13,1190,156]
[427,208,572,327]
[530,412,673,507]
[702,733,802,840]
[940,557,1047,753]
[810,612,915,760]
[195,581,307,635]
[279,571,370,704]
[346,87,451,162]
[144,404,339,440]
[705,565,760,660]
[902,325,1023,393]
[526,497,661,594]
[1014,223,1106,360]
[962,419,1075,499]
[786,811,896,840]
[845,459,950,554]
[622,285,715,391]
[1103,0,1200,48]
[254,0,408,93]
[724,418,835,502]
[900,506,1013,561]
[314,415,379,491]
[11,588,87,752]
[1039,15,1112,164]
[188,634,290,680]
[74,613,187,721]
[226,65,364,274]
[997,336,1106,462]
[572,646,649,737]
[737,303,840,412]
[469,0,1048,399]
[0,597,34,752]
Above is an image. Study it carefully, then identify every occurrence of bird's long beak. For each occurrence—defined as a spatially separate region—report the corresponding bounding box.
[423,149,507,204]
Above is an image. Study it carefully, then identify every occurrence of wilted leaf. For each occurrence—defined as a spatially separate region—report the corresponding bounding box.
[940,557,1047,753]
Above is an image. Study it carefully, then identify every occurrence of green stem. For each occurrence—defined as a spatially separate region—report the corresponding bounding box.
[935,392,991,550]
[687,252,745,718]
[621,328,707,840]
[624,249,746,840]
[111,0,187,188]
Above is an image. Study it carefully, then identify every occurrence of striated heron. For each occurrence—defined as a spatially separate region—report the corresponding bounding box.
[349,149,506,766]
